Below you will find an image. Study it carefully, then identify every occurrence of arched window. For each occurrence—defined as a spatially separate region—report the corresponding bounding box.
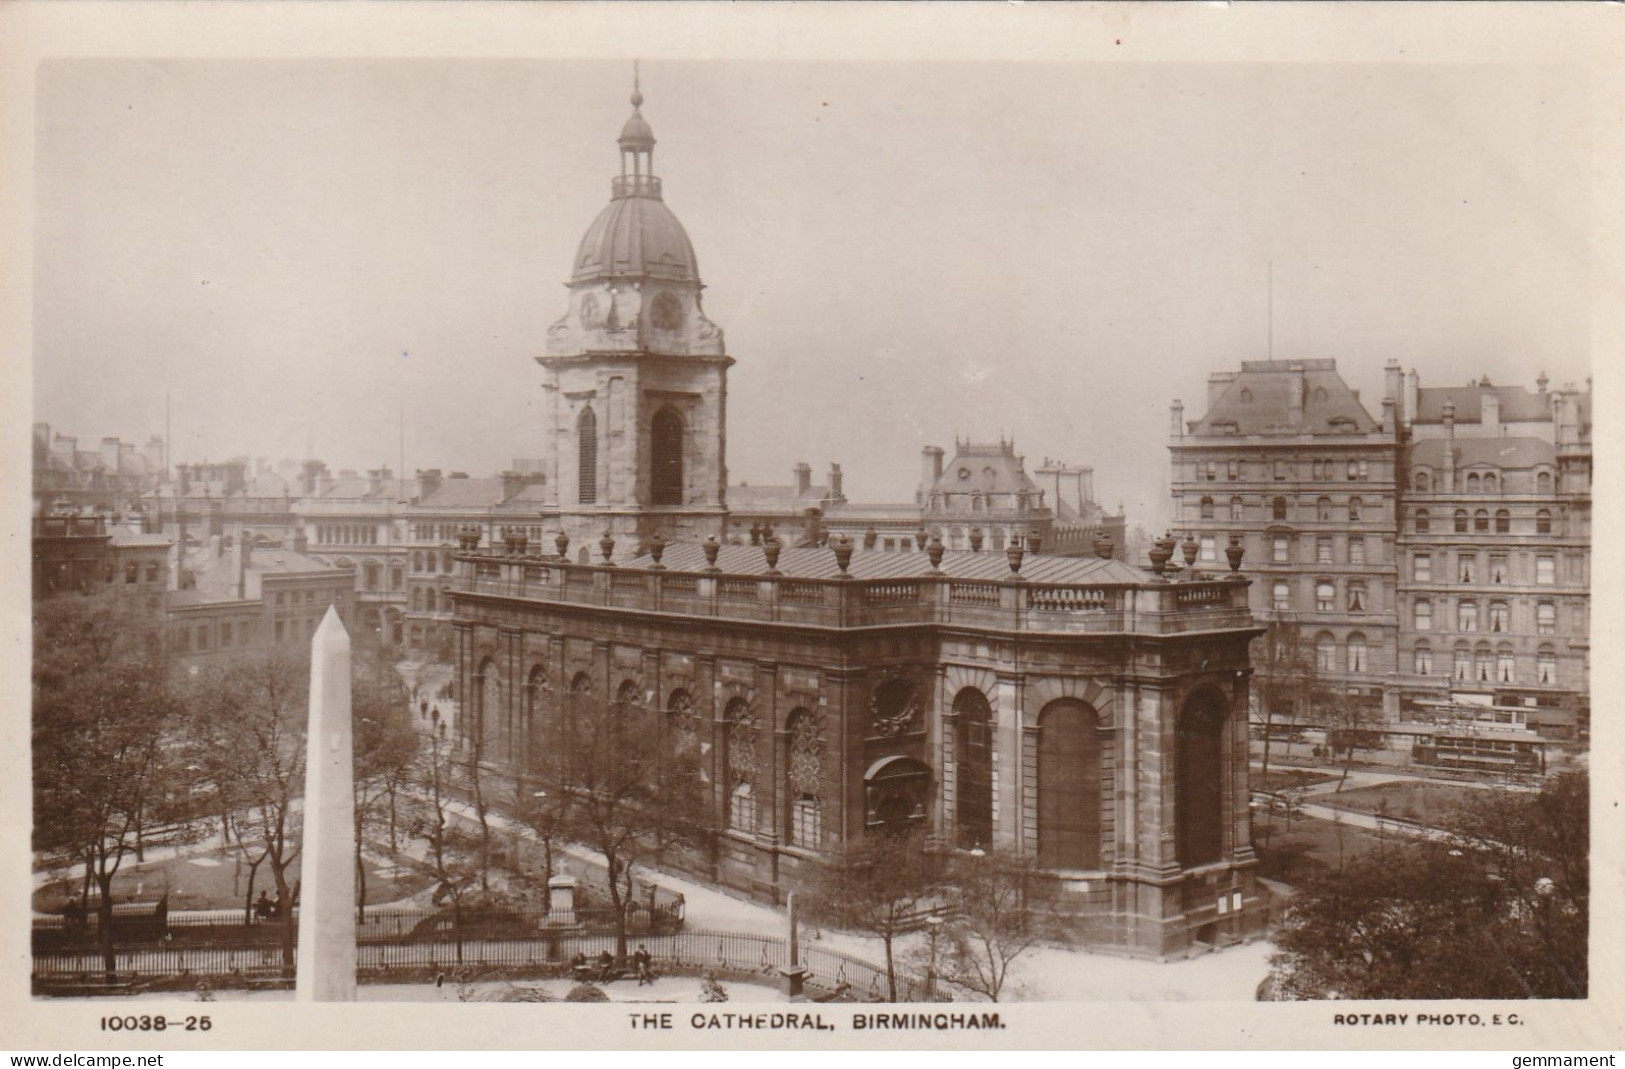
[1536,509,1552,535]
[1346,633,1368,673]
[667,689,699,760]
[1458,599,1478,632]
[1536,601,1556,635]
[1271,580,1289,612]
[1316,580,1335,612]
[865,757,931,835]
[1414,599,1432,631]
[1474,509,1489,533]
[411,587,423,612]
[651,407,685,506]
[476,657,502,760]
[1199,496,1214,520]
[1474,644,1493,683]
[1414,470,1431,492]
[524,666,549,772]
[1489,600,1510,633]
[1537,646,1557,684]
[1414,644,1433,676]
[1497,645,1516,683]
[1348,497,1363,522]
[951,688,994,850]
[1316,497,1332,521]
[425,587,438,613]
[1272,497,1287,521]
[725,698,758,833]
[1229,496,1244,521]
[1536,470,1553,495]
[1495,509,1510,534]
[1454,509,1469,534]
[1315,634,1336,672]
[1414,508,1430,534]
[1176,690,1227,867]
[1452,644,1472,681]
[1484,472,1498,493]
[1467,472,1481,493]
[577,406,599,505]
[1037,700,1101,870]
[785,709,823,850]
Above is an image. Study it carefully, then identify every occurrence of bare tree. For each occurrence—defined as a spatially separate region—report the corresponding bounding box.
[936,850,1046,1002]
[184,649,310,973]
[351,648,421,920]
[1253,616,1319,779]
[799,827,943,1002]
[32,592,182,983]
[410,730,487,965]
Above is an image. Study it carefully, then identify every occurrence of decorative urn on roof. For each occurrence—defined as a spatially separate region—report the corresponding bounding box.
[1181,532,1200,572]
[969,527,984,553]
[1027,534,1042,556]
[763,537,782,574]
[915,528,929,550]
[599,530,616,565]
[749,523,763,546]
[832,534,854,577]
[1226,535,1245,575]
[1148,532,1176,580]
[555,531,570,559]
[927,533,945,571]
[649,534,666,570]
[1093,532,1115,560]
[1006,539,1025,578]
[703,534,721,570]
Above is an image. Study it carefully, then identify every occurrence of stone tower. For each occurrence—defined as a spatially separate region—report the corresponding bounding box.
[537,71,732,555]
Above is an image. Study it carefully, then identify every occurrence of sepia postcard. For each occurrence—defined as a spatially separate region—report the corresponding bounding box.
[1,0,1621,1053]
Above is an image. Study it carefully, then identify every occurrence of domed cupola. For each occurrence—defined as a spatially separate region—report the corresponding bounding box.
[570,72,699,286]
[549,68,724,360]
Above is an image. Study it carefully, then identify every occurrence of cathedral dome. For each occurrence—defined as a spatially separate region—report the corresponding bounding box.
[572,193,699,284]
[570,77,699,285]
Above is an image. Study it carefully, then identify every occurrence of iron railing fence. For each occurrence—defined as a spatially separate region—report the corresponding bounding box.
[33,927,946,1002]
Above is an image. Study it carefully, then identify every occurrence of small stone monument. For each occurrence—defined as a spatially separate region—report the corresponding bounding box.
[547,875,579,927]
[779,891,807,1001]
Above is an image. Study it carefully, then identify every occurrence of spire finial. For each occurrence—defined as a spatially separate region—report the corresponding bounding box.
[631,60,643,110]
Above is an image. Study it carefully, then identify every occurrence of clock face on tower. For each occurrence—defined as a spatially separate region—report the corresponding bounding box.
[650,292,684,331]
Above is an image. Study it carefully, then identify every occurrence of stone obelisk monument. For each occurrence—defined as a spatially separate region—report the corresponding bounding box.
[296,605,357,1001]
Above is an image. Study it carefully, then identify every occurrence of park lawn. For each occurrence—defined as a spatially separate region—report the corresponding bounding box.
[1250,813,1405,885]
[33,844,435,913]
[1307,781,1483,826]
[1251,768,1338,794]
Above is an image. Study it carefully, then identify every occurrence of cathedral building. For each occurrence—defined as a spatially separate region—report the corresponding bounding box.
[450,81,1267,957]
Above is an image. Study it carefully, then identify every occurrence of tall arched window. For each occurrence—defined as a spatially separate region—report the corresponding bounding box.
[1346,633,1368,673]
[425,587,438,613]
[725,698,758,833]
[1536,509,1552,535]
[1414,643,1433,676]
[1497,645,1516,683]
[1348,497,1363,522]
[1467,472,1481,493]
[577,406,599,504]
[1272,497,1287,521]
[1536,471,1553,495]
[1176,690,1227,867]
[1414,470,1431,492]
[1316,497,1332,521]
[1484,472,1498,493]
[1415,508,1430,534]
[785,709,823,849]
[1474,509,1489,533]
[952,688,994,850]
[524,667,549,772]
[1474,644,1493,683]
[1537,646,1557,684]
[476,657,502,759]
[1229,496,1244,521]
[1037,700,1101,870]
[651,407,685,506]
[1199,496,1214,520]
[1453,644,1472,681]
[1495,509,1510,534]
[1315,633,1336,672]
[1454,509,1469,533]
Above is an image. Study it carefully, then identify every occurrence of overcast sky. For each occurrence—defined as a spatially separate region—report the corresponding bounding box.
[34,59,1593,528]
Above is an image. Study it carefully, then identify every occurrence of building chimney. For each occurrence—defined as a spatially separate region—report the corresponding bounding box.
[101,437,121,471]
[237,536,251,599]
[1481,383,1501,437]
[1381,396,1396,432]
[828,463,844,501]
[1081,466,1095,507]
[1384,359,1404,425]
[1170,400,1185,438]
[418,468,443,501]
[1404,369,1419,432]
[1442,398,1457,492]
[793,462,812,496]
[920,445,944,496]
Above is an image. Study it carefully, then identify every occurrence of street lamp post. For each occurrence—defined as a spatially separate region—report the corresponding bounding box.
[925,913,944,999]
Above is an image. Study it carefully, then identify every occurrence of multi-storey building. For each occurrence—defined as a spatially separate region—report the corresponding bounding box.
[1395,373,1591,734]
[32,424,165,515]
[168,535,355,664]
[31,514,171,612]
[1174,360,1591,730]
[1169,359,1402,716]
[291,465,413,647]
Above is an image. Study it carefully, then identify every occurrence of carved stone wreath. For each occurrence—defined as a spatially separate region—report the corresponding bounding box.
[868,676,920,738]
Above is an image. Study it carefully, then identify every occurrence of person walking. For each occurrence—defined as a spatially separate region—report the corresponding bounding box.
[633,944,654,987]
